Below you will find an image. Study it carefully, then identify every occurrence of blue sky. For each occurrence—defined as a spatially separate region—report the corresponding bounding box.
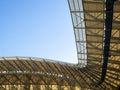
[0,0,77,63]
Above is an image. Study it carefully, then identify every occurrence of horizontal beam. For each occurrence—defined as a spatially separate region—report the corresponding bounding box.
[70,10,120,13]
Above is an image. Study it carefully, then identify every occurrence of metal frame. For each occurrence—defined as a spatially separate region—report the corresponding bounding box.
[69,0,120,89]
[68,0,87,67]
[0,0,120,89]
[91,0,116,86]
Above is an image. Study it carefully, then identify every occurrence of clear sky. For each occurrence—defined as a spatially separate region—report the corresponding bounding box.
[0,0,78,63]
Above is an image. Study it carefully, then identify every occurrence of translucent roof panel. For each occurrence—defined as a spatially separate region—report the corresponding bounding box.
[68,0,87,67]
[69,0,120,88]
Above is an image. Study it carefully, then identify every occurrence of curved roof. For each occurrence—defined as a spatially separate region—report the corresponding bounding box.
[0,57,78,83]
[68,0,120,89]
[0,0,120,90]
[68,0,120,66]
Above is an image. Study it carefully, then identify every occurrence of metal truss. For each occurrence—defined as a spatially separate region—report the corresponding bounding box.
[0,57,98,90]
[91,0,116,86]
[68,0,120,89]
[0,0,120,90]
[68,0,87,67]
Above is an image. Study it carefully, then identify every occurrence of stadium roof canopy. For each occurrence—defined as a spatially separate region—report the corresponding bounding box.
[68,0,120,66]
[68,0,120,88]
[0,0,120,90]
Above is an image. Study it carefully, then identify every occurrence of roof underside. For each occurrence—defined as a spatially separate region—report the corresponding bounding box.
[68,0,120,89]
[0,57,88,89]
[0,0,120,90]
[69,0,120,66]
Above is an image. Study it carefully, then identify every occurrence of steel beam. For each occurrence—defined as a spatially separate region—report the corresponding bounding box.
[91,0,116,86]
